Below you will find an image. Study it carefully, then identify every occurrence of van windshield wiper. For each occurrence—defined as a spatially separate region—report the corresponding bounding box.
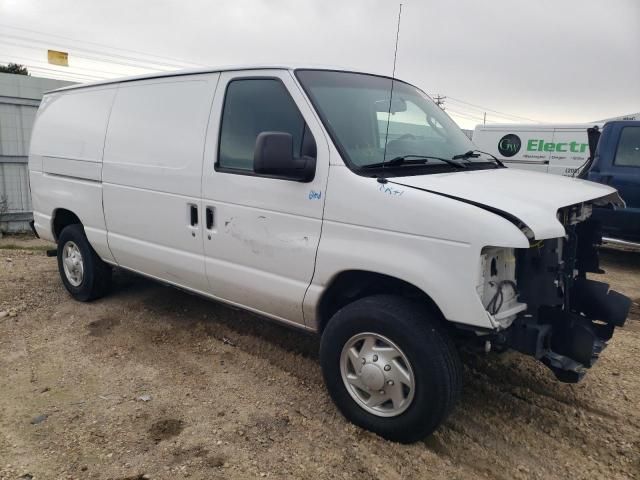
[452,150,480,160]
[452,149,505,167]
[362,155,467,170]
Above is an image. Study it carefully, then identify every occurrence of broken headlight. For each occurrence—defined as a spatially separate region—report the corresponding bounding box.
[477,247,527,328]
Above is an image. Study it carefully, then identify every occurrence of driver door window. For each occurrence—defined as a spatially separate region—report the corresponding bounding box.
[217,78,306,172]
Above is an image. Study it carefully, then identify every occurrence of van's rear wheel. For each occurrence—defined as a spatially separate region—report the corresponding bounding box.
[320,295,462,443]
[57,224,111,301]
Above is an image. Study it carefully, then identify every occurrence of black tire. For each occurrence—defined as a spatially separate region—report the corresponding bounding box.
[320,295,462,443]
[57,224,112,301]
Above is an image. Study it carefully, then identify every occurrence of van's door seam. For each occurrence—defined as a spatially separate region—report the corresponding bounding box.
[287,70,335,328]
[199,73,223,293]
[100,85,120,264]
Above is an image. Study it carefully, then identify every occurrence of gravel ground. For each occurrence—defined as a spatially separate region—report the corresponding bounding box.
[0,234,638,480]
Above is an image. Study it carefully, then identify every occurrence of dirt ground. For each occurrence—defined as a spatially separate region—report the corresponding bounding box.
[0,233,638,480]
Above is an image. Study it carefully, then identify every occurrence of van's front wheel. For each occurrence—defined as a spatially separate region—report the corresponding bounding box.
[57,224,112,301]
[320,295,462,443]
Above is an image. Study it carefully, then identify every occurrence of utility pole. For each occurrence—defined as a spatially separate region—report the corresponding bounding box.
[434,94,446,110]
[483,112,486,125]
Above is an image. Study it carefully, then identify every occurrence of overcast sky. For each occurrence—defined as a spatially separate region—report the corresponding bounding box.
[1,0,638,128]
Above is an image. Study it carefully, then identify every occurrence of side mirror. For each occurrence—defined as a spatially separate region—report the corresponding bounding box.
[253,131,315,182]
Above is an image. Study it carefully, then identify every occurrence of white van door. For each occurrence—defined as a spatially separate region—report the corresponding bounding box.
[201,70,329,326]
[102,74,219,292]
[547,127,590,176]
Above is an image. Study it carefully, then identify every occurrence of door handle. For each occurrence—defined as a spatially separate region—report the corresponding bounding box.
[189,204,198,226]
[206,206,215,230]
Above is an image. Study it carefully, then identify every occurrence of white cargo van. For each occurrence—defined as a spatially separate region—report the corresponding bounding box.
[472,123,597,176]
[29,66,631,443]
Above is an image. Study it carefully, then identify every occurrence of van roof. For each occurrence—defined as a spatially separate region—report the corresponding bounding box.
[46,65,403,94]
[474,122,604,131]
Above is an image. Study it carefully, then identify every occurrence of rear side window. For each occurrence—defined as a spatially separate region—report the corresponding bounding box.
[614,126,640,167]
[218,79,305,171]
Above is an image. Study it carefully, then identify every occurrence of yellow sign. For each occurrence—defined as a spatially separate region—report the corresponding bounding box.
[47,50,68,66]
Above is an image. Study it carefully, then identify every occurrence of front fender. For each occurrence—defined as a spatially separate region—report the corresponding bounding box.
[303,219,526,331]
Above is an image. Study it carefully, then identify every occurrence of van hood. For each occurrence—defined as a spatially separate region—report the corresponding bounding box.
[389,168,623,240]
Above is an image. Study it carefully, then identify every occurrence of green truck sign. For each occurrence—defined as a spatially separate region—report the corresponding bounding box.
[527,139,588,153]
[473,126,593,176]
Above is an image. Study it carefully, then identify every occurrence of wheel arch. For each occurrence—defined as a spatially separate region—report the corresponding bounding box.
[316,269,448,334]
[52,208,83,241]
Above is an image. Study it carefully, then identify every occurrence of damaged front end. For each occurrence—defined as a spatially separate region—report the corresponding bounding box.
[486,203,631,383]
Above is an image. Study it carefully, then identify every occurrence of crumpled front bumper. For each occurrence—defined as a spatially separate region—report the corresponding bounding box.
[501,277,630,383]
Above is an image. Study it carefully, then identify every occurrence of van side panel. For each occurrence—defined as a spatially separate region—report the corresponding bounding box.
[472,125,552,173]
[472,124,591,176]
[29,173,107,246]
[547,127,590,176]
[102,74,219,292]
[30,88,115,163]
[28,87,116,261]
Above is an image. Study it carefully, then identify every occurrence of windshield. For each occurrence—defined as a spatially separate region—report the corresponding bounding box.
[296,70,480,170]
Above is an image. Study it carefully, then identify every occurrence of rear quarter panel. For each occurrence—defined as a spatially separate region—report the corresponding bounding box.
[28,86,116,261]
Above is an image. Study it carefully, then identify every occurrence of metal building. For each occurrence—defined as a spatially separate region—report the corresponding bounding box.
[0,72,73,233]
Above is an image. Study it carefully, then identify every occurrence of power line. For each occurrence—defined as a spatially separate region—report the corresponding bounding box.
[0,24,206,68]
[9,65,101,81]
[0,49,130,78]
[445,106,489,120]
[446,96,542,123]
[0,54,103,79]
[446,107,507,124]
[446,109,484,121]
[0,38,175,82]
[446,107,502,125]
[0,35,183,73]
[428,93,542,123]
[446,108,495,124]
[448,103,534,124]
[447,97,538,122]
[28,70,99,83]
[0,62,103,82]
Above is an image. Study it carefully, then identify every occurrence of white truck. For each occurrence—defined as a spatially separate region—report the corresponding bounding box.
[29,66,631,443]
[472,123,594,176]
